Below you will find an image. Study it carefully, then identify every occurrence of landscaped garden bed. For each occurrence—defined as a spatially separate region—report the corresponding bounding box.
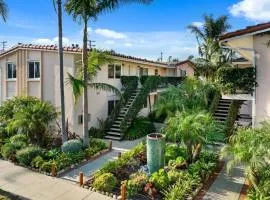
[0,96,109,177]
[82,142,220,200]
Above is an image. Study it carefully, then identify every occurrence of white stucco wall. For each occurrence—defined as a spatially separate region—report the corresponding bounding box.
[254,34,270,124]
[176,63,195,77]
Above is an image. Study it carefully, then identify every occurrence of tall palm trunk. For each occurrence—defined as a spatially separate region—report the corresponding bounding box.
[82,17,89,147]
[57,0,67,143]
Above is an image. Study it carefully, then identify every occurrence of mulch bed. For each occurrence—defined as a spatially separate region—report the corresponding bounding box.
[239,179,249,200]
[194,161,225,200]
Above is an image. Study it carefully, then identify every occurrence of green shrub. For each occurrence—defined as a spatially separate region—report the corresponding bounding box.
[125,117,155,140]
[16,146,43,166]
[150,169,170,191]
[126,172,149,198]
[163,172,201,200]
[168,156,187,169]
[41,161,54,173]
[165,144,187,163]
[31,156,44,168]
[61,139,82,154]
[168,170,185,184]
[85,139,107,158]
[93,173,117,192]
[1,143,16,160]
[10,134,28,144]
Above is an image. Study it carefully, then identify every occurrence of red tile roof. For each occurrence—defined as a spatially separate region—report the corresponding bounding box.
[220,22,270,41]
[176,60,195,68]
[0,43,167,66]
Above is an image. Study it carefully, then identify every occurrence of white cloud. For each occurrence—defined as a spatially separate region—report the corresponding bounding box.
[124,42,132,47]
[95,28,127,39]
[104,40,115,45]
[229,0,270,22]
[191,21,203,28]
[34,37,71,46]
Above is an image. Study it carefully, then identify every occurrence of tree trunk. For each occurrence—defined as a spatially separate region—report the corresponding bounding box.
[57,0,67,143]
[82,17,89,147]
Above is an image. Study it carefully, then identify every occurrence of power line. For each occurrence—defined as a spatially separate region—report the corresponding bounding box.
[88,40,96,49]
[0,41,7,52]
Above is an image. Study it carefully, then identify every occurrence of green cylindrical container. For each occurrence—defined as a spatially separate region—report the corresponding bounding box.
[147,133,165,174]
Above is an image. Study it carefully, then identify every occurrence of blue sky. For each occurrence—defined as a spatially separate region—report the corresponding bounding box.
[0,0,269,60]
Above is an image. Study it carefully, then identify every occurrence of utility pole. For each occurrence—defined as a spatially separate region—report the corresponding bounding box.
[57,0,67,143]
[0,41,7,52]
[88,40,96,49]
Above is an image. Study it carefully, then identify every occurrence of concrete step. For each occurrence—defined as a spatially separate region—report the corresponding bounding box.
[214,113,228,117]
[112,124,120,128]
[215,109,229,113]
[214,116,227,121]
[110,128,121,132]
[105,135,122,140]
[107,131,121,136]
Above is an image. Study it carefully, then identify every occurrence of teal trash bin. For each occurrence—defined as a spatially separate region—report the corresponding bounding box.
[147,133,165,174]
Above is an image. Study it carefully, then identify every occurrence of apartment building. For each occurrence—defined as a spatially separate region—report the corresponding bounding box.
[0,43,180,135]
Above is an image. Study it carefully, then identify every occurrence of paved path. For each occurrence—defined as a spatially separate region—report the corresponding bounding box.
[0,160,112,200]
[203,163,245,200]
[61,138,145,182]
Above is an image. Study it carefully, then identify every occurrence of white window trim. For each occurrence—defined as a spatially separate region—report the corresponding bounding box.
[108,63,122,79]
[27,60,41,80]
[6,62,16,80]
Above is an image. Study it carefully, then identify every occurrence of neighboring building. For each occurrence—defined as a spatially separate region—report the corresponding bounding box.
[220,22,270,126]
[0,43,181,136]
[175,60,195,77]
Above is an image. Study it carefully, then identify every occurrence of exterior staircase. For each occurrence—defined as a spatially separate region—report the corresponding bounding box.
[105,89,140,140]
[214,99,233,122]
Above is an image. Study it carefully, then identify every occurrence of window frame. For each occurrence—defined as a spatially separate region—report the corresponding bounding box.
[108,99,120,116]
[180,69,187,77]
[28,61,41,80]
[6,62,16,80]
[108,64,115,79]
[108,64,121,79]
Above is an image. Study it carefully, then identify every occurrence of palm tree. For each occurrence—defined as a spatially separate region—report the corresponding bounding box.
[0,0,8,22]
[165,110,223,163]
[53,0,67,144]
[64,0,152,147]
[188,14,231,81]
[66,49,122,145]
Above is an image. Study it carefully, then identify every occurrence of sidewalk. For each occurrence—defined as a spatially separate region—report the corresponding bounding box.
[202,164,245,200]
[0,160,112,200]
[61,137,145,182]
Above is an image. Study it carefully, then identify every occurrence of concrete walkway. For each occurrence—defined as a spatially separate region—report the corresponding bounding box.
[61,138,145,182]
[0,160,112,200]
[203,164,245,200]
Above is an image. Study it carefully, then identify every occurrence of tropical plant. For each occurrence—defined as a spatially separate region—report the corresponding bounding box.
[188,14,232,81]
[0,0,7,22]
[221,122,270,189]
[126,172,149,198]
[6,99,57,146]
[64,0,152,147]
[165,110,224,163]
[150,169,170,191]
[154,78,217,119]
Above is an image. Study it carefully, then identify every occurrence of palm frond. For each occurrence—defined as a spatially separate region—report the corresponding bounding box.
[88,82,122,97]
[0,0,8,22]
[66,72,85,103]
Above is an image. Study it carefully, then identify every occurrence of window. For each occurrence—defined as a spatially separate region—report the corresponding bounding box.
[108,100,119,116]
[143,68,148,76]
[108,64,121,79]
[180,69,187,77]
[115,65,121,79]
[155,69,158,76]
[28,61,40,79]
[108,65,114,78]
[7,63,16,79]
[78,115,83,124]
